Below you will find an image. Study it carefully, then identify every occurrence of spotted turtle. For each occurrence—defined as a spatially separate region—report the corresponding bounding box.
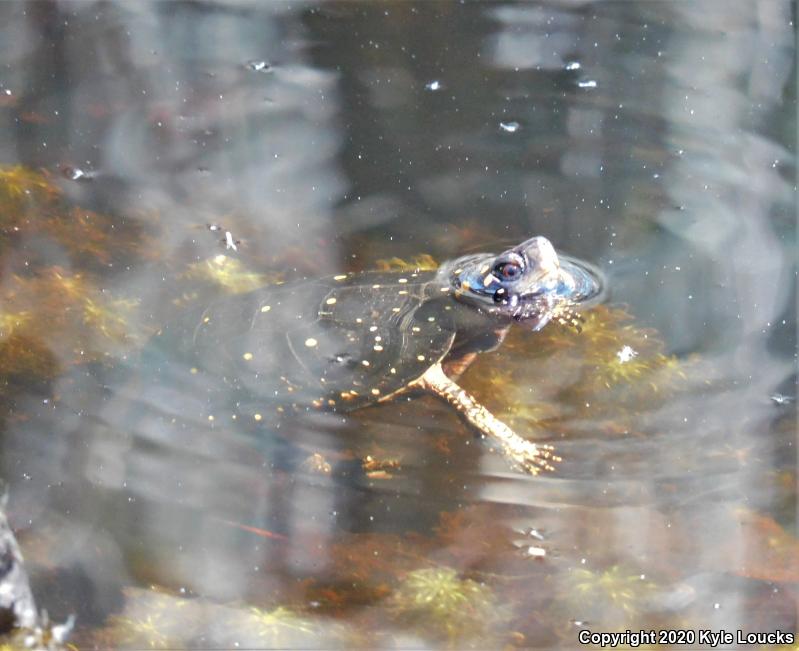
[153,236,603,473]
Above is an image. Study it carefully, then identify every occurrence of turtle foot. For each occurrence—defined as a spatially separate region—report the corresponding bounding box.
[487,435,561,475]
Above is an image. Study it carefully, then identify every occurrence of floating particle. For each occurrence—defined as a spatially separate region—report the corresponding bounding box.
[425,80,442,91]
[224,231,238,251]
[499,121,520,133]
[578,80,598,88]
[246,60,272,72]
[616,345,638,364]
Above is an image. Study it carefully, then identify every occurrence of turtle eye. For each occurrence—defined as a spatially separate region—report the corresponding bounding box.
[494,261,523,281]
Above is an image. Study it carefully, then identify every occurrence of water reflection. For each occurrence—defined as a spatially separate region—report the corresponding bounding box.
[0,0,795,647]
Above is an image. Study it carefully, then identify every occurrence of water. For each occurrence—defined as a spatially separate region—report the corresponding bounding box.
[0,1,795,648]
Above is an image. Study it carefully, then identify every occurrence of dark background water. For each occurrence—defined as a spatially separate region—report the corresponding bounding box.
[0,1,795,648]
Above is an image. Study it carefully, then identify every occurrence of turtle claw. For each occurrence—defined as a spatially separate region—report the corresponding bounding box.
[497,436,561,476]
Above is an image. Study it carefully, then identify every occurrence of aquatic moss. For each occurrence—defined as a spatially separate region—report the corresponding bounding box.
[388,567,498,643]
[183,254,284,294]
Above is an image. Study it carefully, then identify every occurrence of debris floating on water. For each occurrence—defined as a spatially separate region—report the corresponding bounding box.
[61,165,95,181]
[499,121,520,133]
[565,61,582,71]
[224,230,238,251]
[245,60,272,73]
[770,393,794,406]
[425,80,443,91]
[616,345,638,363]
[578,79,598,88]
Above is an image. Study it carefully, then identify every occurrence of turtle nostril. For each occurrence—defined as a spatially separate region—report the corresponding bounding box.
[493,288,507,304]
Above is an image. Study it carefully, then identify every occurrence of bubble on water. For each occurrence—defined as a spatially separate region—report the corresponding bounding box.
[565,61,581,71]
[499,120,520,133]
[425,80,442,91]
[770,393,794,406]
[245,60,272,73]
[577,79,597,89]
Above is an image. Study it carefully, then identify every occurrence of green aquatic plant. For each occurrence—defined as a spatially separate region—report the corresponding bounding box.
[388,567,499,643]
[0,270,141,364]
[560,565,658,625]
[374,254,438,272]
[183,254,283,293]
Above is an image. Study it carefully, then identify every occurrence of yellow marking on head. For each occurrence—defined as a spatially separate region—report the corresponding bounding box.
[334,274,347,280]
[371,388,381,395]
[483,273,497,287]
[372,284,381,289]
[304,338,318,347]
[390,367,397,374]
[242,352,253,361]
[260,305,271,313]
[461,281,471,291]
[254,413,262,421]
[326,297,337,305]
[361,360,370,366]
[207,415,214,422]
[417,355,426,361]
[398,290,408,295]
[374,344,384,352]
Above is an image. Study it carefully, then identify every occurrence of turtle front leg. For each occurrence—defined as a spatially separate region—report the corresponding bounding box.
[410,363,560,475]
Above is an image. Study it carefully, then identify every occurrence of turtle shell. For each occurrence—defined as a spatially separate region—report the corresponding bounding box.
[153,270,459,421]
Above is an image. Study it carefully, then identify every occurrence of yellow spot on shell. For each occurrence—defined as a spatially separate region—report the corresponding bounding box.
[362,360,370,367]
[208,415,215,422]
[326,297,337,305]
[254,413,263,421]
[398,290,408,295]
[334,274,347,280]
[242,352,253,361]
[190,367,198,374]
[305,338,318,347]
[369,325,378,332]
[356,317,363,323]
[374,345,384,352]
[203,316,211,323]
[372,284,381,289]
[390,367,397,374]
[371,388,381,395]
[398,278,408,284]
[392,307,401,312]
[260,305,271,312]
[417,355,426,361]
[412,326,421,332]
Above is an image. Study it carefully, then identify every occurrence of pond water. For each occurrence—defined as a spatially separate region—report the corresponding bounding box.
[0,1,795,648]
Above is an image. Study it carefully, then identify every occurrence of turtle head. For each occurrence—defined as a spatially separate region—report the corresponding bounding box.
[443,236,587,331]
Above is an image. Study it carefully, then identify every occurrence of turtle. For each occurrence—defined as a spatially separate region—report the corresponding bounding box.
[151,236,603,474]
